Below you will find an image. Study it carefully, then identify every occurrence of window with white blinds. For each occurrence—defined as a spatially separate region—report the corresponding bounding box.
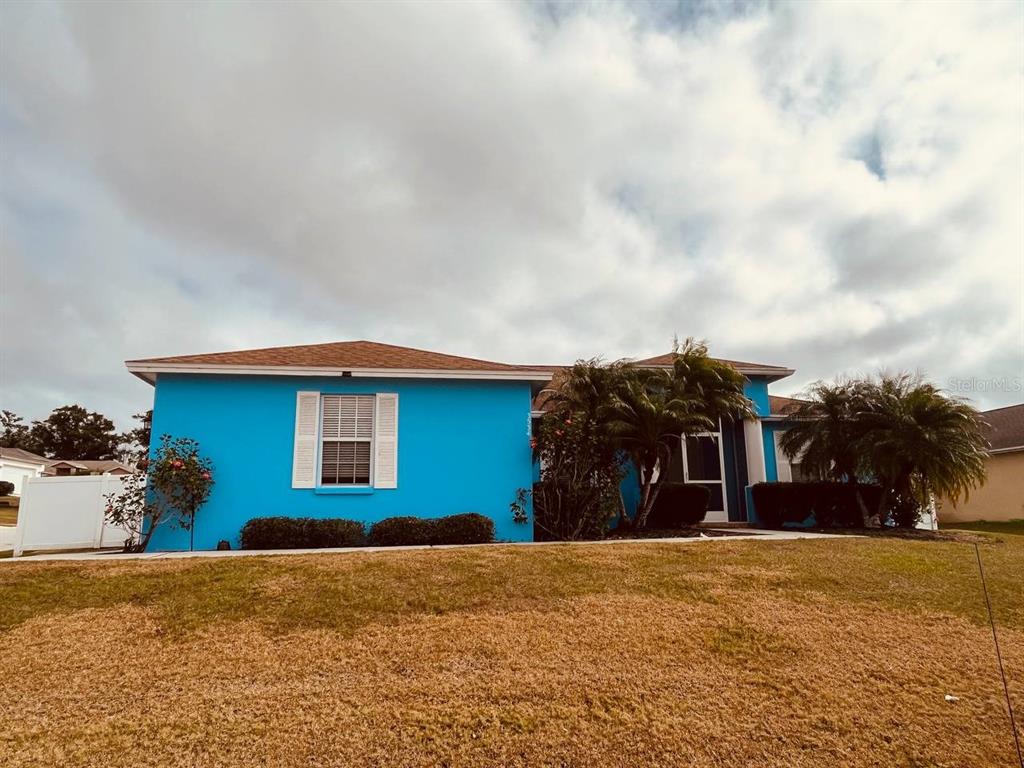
[320,394,374,485]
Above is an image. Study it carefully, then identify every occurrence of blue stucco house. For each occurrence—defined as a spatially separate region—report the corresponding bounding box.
[126,341,800,550]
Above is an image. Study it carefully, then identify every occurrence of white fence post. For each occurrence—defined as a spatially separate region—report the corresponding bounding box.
[12,488,28,557]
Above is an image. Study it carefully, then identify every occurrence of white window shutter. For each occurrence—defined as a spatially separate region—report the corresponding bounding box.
[773,431,792,483]
[374,393,398,489]
[292,391,320,488]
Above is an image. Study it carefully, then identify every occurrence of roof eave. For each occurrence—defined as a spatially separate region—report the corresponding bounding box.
[125,361,554,384]
[989,445,1024,455]
[635,363,795,381]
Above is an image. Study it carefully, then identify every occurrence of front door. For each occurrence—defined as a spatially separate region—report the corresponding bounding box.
[682,429,728,523]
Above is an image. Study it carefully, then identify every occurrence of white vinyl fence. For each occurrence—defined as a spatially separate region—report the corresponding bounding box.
[13,475,136,556]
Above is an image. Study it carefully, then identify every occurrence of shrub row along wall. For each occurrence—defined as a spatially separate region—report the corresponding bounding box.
[751,482,882,529]
[647,482,711,528]
[240,513,495,550]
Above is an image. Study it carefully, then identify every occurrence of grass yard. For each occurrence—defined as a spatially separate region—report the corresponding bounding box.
[943,518,1024,537]
[1,535,1022,767]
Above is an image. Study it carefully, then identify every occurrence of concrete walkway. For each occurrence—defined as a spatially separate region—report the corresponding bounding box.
[2,528,854,563]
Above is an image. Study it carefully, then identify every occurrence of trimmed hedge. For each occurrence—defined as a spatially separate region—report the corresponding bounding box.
[240,513,496,550]
[431,513,496,545]
[240,517,366,550]
[751,482,882,529]
[648,482,711,528]
[368,513,495,547]
[367,516,434,547]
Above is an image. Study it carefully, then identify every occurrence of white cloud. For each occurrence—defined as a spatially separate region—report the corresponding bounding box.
[0,0,1021,427]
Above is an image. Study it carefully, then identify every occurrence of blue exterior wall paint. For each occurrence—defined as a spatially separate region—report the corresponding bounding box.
[147,374,535,550]
[619,460,641,522]
[745,378,771,418]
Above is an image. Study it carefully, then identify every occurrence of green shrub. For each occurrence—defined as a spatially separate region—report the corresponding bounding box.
[889,492,923,528]
[532,478,616,542]
[648,483,711,528]
[751,483,797,529]
[368,513,496,547]
[0,480,14,496]
[751,483,882,529]
[367,516,434,547]
[240,516,366,549]
[430,513,495,545]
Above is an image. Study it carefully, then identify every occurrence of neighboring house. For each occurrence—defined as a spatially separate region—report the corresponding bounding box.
[938,403,1024,523]
[0,447,49,495]
[44,459,134,477]
[127,340,799,550]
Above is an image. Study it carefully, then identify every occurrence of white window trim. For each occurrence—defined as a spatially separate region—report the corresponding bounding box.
[317,394,375,487]
[680,421,729,519]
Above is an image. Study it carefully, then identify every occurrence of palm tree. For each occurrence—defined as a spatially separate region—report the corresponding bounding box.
[548,358,630,428]
[778,380,865,483]
[856,373,988,526]
[604,340,753,529]
[780,373,989,527]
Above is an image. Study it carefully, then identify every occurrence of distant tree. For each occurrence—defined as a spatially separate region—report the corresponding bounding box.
[0,410,36,451]
[120,409,153,460]
[28,405,121,460]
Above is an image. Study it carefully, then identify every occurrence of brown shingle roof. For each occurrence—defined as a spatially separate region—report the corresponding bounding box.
[769,395,806,416]
[45,459,135,475]
[634,353,793,376]
[128,340,545,373]
[0,446,49,465]
[982,403,1024,452]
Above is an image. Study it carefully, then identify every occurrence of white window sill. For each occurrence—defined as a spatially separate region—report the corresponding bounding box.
[314,486,375,495]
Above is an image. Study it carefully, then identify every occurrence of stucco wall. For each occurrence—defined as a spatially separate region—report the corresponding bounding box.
[938,451,1024,523]
[147,374,536,550]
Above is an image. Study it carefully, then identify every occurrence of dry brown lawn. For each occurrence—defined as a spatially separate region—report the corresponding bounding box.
[1,535,1022,767]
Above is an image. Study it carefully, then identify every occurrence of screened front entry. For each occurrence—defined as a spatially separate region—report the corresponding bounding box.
[681,430,728,523]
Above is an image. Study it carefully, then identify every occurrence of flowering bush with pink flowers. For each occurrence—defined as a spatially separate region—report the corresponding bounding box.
[104,434,214,552]
[530,380,626,541]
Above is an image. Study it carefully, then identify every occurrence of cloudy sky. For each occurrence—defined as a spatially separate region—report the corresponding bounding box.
[1,0,1022,428]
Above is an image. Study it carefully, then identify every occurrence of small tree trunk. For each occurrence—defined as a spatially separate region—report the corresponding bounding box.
[635,457,659,529]
[854,487,872,528]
